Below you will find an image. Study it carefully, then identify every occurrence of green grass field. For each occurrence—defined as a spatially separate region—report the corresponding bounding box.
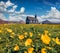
[0,24,60,53]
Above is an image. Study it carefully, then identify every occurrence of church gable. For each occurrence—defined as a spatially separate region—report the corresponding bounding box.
[26,15,39,24]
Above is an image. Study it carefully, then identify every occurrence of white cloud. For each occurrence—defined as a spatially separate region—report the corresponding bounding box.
[8,5,17,13]
[0,0,15,13]
[20,7,25,13]
[13,5,17,9]
[22,14,34,17]
[6,0,14,8]
[15,7,25,14]
[0,0,23,14]
[48,7,60,18]
[8,15,24,21]
[47,19,60,23]
[40,7,60,22]
[41,7,60,18]
[0,13,7,20]
[0,1,7,12]
[0,0,25,21]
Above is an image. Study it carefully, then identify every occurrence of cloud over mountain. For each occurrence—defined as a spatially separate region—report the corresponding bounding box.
[40,7,60,22]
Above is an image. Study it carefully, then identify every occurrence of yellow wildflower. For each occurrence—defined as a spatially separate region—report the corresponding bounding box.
[11,32,15,35]
[0,30,2,33]
[24,32,28,35]
[25,38,32,46]
[44,30,48,34]
[56,37,60,45]
[29,32,33,37]
[41,34,51,44]
[41,48,47,53]
[19,35,24,40]
[10,32,15,38]
[14,45,19,51]
[0,37,1,40]
[28,47,34,53]
[7,29,12,33]
[52,37,60,45]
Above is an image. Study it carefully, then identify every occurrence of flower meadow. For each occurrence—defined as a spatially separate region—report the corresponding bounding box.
[0,24,60,53]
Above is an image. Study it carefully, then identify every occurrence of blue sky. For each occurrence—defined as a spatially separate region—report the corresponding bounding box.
[1,0,60,15]
[0,0,60,22]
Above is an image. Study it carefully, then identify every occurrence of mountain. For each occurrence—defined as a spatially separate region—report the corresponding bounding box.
[42,20,52,24]
[0,19,9,24]
[0,19,25,24]
[42,20,60,24]
[19,20,25,24]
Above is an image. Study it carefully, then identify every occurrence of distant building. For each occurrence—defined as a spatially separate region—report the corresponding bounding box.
[26,15,39,24]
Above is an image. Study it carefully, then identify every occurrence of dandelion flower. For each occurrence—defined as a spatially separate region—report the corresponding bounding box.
[19,35,24,40]
[25,38,32,46]
[28,47,34,53]
[7,29,12,33]
[29,32,33,37]
[41,34,51,44]
[41,48,47,53]
[11,32,15,35]
[52,37,60,45]
[24,32,28,35]
[14,45,19,51]
[0,30,2,33]
[44,30,48,34]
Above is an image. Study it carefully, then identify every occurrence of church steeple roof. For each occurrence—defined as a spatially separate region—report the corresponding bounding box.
[35,14,37,19]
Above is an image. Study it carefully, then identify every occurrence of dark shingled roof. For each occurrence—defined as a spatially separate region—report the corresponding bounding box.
[27,16,38,21]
